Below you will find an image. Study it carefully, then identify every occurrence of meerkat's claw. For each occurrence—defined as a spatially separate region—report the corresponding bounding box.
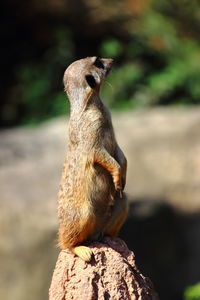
[114,178,123,198]
[114,181,122,192]
[114,186,122,198]
[115,188,123,198]
[72,246,93,262]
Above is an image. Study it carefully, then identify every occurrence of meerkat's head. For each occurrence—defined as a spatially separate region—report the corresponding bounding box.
[63,57,113,103]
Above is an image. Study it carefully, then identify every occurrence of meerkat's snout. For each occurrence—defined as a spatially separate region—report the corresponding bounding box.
[102,58,114,75]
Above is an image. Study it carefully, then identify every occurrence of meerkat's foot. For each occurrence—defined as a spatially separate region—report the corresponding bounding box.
[72,245,93,262]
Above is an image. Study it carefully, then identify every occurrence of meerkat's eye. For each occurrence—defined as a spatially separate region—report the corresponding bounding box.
[93,57,104,69]
[85,74,97,88]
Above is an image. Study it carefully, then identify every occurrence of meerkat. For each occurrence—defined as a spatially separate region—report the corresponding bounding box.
[58,56,128,262]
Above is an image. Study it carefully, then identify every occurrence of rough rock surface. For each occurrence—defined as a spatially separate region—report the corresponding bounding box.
[49,237,159,300]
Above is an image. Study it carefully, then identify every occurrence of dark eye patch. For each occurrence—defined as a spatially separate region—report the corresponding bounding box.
[85,74,97,88]
[94,57,104,69]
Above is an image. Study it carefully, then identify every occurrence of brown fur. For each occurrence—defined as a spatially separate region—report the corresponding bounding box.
[58,57,128,261]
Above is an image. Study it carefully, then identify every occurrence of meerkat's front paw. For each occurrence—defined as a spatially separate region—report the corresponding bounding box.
[72,245,93,262]
[113,173,123,197]
[113,172,121,189]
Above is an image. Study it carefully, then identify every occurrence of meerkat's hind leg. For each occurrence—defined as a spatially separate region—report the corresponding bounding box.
[105,193,128,237]
[72,245,93,262]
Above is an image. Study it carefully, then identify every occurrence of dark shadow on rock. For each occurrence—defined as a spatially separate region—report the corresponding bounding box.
[120,199,200,300]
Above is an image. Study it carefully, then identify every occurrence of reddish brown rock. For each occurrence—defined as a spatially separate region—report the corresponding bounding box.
[49,237,159,300]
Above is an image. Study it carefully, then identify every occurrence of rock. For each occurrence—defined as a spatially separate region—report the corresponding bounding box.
[49,237,159,300]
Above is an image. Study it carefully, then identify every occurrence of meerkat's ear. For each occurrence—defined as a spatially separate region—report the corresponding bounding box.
[85,74,97,89]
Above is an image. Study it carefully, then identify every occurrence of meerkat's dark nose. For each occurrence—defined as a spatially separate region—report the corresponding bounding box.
[103,58,114,75]
[104,58,113,67]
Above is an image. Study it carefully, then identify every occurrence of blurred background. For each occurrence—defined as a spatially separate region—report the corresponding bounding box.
[0,0,200,299]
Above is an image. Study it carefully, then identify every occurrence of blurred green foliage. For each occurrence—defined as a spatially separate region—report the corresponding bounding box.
[102,61,143,109]
[1,0,200,126]
[100,39,123,58]
[184,282,200,300]
[102,2,200,110]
